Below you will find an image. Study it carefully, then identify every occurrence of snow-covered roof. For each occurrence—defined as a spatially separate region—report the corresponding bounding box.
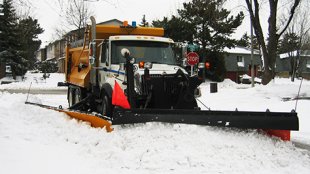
[279,50,310,59]
[224,46,260,55]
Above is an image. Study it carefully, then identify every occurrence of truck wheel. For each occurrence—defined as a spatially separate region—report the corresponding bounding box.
[101,92,112,117]
[68,86,75,107]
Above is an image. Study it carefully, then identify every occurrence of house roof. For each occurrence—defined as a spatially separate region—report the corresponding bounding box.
[223,46,260,55]
[98,19,123,25]
[64,19,124,37]
[279,50,310,59]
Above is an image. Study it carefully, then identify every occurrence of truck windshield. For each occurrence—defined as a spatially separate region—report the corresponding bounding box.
[111,40,176,65]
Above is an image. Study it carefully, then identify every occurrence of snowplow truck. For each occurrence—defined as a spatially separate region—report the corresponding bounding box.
[63,17,298,140]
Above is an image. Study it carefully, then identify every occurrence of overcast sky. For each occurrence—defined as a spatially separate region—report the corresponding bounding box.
[12,0,264,46]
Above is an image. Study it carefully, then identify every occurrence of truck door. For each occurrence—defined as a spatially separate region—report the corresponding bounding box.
[99,41,109,85]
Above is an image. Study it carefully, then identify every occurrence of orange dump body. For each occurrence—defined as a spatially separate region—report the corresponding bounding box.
[65,47,91,88]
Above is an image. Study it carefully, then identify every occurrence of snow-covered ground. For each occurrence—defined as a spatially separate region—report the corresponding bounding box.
[0,72,66,90]
[0,72,310,174]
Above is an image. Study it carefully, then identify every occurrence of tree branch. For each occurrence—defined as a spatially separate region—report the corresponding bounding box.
[278,0,301,38]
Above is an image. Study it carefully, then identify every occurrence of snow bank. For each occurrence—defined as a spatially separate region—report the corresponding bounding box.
[0,92,310,174]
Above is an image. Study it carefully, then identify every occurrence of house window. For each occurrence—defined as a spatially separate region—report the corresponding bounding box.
[307,59,310,69]
[237,56,245,67]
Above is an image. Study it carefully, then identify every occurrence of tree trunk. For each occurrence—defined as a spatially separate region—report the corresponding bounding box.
[202,42,207,82]
[261,68,274,85]
[261,0,278,85]
[245,0,301,85]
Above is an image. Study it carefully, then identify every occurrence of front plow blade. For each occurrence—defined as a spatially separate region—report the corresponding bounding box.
[112,108,299,130]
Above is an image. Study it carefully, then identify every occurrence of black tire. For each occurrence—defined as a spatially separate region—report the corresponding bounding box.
[101,92,112,117]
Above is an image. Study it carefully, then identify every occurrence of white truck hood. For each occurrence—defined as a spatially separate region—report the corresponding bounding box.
[136,64,187,75]
[109,64,187,76]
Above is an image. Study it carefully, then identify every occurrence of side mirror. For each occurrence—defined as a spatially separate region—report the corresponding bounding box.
[121,48,135,64]
[89,41,96,65]
[121,48,130,58]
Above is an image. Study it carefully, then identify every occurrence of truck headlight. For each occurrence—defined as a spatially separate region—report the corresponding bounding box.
[139,61,152,69]
[194,87,201,97]
[129,57,135,64]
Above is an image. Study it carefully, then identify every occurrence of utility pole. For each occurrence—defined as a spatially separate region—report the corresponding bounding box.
[250,0,255,87]
[0,2,3,16]
[0,2,3,34]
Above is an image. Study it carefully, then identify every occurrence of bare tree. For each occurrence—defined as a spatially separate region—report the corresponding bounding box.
[293,7,310,79]
[64,0,94,40]
[280,1,310,81]
[13,0,33,18]
[52,23,70,41]
[245,0,301,85]
[53,0,94,41]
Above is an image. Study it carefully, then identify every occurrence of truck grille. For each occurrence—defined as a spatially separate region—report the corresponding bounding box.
[141,74,184,95]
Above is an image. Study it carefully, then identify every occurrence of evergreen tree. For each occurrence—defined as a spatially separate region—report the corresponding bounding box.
[0,0,21,78]
[140,15,149,27]
[0,0,17,76]
[0,1,43,78]
[153,0,244,81]
[279,32,300,80]
[279,33,300,53]
[205,51,226,81]
[236,33,260,50]
[237,33,250,48]
[152,16,194,42]
[178,0,244,51]
[17,17,44,70]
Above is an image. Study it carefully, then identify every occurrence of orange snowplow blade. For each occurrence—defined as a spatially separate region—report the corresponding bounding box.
[25,102,113,132]
[60,110,113,132]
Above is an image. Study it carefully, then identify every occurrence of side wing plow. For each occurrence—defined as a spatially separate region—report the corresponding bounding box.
[25,101,113,132]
